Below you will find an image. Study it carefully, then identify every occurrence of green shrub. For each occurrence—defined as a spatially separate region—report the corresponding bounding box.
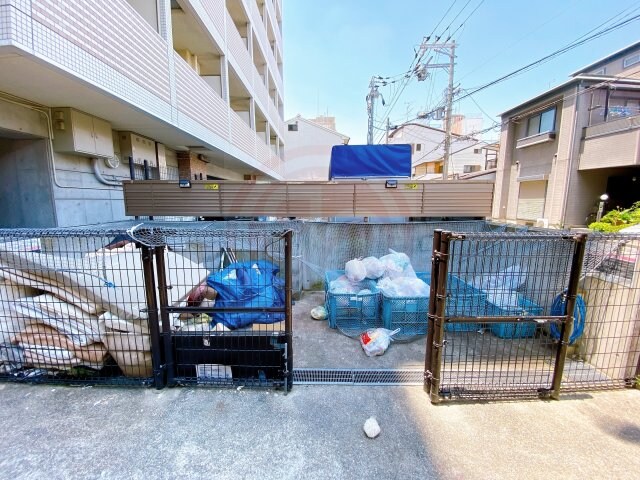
[589,201,640,232]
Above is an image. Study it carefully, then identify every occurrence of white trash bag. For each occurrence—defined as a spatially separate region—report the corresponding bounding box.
[361,256,385,279]
[345,258,367,283]
[360,328,401,357]
[379,249,417,279]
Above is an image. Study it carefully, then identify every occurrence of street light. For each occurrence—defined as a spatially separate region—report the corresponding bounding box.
[596,193,609,222]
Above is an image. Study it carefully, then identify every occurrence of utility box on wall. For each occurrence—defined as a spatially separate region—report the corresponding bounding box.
[119,132,157,167]
[52,108,114,158]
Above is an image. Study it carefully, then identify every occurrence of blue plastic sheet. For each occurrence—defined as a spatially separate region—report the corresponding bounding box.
[206,260,285,329]
[329,144,412,179]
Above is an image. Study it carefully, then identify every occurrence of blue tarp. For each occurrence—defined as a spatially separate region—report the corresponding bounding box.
[206,260,285,329]
[329,144,412,179]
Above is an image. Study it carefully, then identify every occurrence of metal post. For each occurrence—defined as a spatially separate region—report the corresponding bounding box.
[284,230,293,391]
[550,233,587,400]
[428,230,451,404]
[154,246,175,386]
[424,229,442,393]
[140,246,164,389]
[442,41,455,181]
[143,159,150,180]
[367,77,377,145]
[128,156,135,180]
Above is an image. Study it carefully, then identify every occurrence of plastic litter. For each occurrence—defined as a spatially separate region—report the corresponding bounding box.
[360,328,401,357]
[310,305,328,320]
[361,256,385,279]
[473,265,527,308]
[345,259,367,283]
[329,275,360,294]
[363,417,381,438]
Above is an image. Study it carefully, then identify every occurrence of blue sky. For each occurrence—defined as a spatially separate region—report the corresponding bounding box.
[283,0,640,144]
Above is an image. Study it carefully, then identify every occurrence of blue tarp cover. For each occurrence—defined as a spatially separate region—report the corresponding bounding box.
[329,144,412,179]
[206,260,285,329]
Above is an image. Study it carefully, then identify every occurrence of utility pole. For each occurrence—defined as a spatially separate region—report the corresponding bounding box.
[442,41,456,180]
[385,117,390,144]
[366,77,378,145]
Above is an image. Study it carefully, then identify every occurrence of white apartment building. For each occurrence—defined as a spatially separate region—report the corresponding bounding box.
[0,0,284,227]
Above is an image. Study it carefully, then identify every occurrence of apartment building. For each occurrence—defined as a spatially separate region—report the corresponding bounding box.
[0,0,284,227]
[493,41,640,228]
[387,122,487,179]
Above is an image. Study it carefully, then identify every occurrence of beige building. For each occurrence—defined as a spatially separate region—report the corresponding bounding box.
[493,41,640,228]
[0,0,284,227]
[283,115,349,181]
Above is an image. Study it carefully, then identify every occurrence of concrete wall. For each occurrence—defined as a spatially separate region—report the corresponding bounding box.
[52,153,130,227]
[0,139,56,227]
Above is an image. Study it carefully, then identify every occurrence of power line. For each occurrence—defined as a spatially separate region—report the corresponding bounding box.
[437,0,473,40]
[455,12,640,103]
[447,0,486,41]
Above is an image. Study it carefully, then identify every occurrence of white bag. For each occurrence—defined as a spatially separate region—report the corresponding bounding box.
[361,256,385,279]
[360,328,401,357]
[345,259,367,283]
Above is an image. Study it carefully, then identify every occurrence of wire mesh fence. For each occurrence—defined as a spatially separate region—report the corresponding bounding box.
[0,228,156,386]
[128,225,293,390]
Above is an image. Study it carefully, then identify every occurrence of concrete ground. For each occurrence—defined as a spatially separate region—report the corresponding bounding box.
[0,383,639,480]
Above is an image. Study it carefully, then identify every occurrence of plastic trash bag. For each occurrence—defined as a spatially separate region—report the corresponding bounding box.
[310,305,328,320]
[329,275,360,294]
[361,256,385,279]
[379,249,417,279]
[360,328,401,357]
[472,265,528,309]
[377,276,429,297]
[345,259,367,283]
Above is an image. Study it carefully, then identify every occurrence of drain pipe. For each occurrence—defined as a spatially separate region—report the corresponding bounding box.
[92,157,123,186]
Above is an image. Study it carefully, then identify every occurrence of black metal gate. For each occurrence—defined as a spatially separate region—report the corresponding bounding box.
[136,227,294,391]
[425,230,587,402]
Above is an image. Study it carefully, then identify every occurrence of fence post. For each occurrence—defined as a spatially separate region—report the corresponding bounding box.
[550,233,587,400]
[140,245,164,389]
[284,230,294,391]
[424,229,442,394]
[428,230,451,404]
[154,246,175,386]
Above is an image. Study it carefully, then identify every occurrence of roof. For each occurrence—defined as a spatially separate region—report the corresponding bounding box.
[499,75,640,117]
[388,122,470,139]
[571,40,640,76]
[458,168,497,180]
[286,115,350,141]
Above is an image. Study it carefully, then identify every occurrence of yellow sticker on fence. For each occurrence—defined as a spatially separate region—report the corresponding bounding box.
[405,183,418,190]
[204,183,219,190]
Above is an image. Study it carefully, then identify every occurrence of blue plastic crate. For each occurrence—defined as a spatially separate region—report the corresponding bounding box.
[381,272,430,341]
[488,296,543,339]
[444,276,488,332]
[325,270,381,336]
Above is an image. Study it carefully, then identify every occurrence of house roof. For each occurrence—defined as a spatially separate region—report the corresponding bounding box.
[498,75,640,117]
[286,115,350,141]
[458,168,497,180]
[388,122,471,140]
[570,40,640,76]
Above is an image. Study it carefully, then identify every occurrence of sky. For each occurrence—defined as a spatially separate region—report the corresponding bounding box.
[282,0,640,144]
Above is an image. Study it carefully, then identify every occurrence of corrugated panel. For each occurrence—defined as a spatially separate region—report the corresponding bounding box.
[226,13,254,85]
[201,0,226,37]
[517,180,547,220]
[174,52,229,139]
[579,129,640,170]
[230,111,256,156]
[123,181,494,217]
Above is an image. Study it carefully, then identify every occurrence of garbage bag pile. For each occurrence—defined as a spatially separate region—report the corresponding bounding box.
[330,249,429,298]
[472,265,527,310]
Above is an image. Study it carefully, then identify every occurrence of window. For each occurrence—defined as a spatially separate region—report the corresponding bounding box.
[473,148,481,154]
[287,123,298,131]
[623,53,640,69]
[592,67,606,75]
[416,143,422,152]
[463,165,481,173]
[526,107,556,137]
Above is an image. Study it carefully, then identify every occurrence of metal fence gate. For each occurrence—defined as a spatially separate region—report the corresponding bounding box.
[130,225,294,391]
[425,230,588,401]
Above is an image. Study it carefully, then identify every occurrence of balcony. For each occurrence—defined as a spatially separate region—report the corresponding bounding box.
[579,115,640,170]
